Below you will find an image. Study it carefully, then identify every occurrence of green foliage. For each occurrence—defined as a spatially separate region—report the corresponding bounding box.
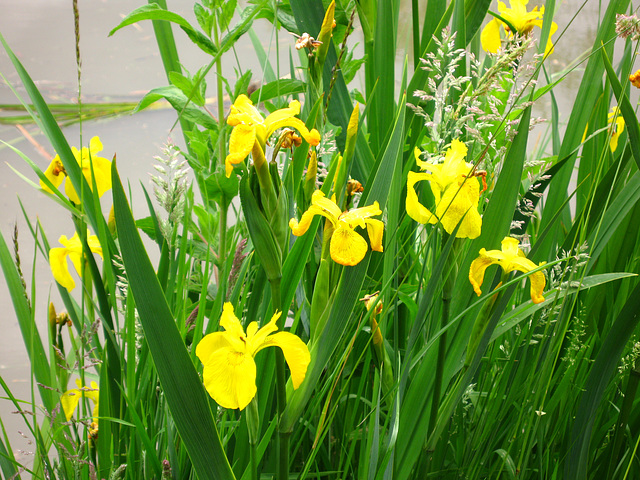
[4,0,640,479]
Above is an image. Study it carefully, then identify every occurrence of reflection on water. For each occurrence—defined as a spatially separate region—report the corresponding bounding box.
[0,0,627,467]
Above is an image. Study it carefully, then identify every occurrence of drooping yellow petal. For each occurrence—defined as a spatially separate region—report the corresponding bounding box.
[406,171,437,225]
[89,154,113,197]
[226,124,256,176]
[290,190,342,235]
[469,249,496,297]
[50,246,76,291]
[508,256,546,303]
[366,219,385,252]
[49,231,102,291]
[481,17,503,53]
[201,345,257,410]
[435,181,482,239]
[260,331,311,388]
[330,224,369,266]
[61,388,82,421]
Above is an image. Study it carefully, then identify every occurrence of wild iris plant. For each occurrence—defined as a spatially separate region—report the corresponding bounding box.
[4,1,640,480]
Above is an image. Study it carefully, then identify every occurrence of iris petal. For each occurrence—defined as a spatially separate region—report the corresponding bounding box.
[481,18,502,53]
[226,124,256,176]
[366,219,385,252]
[330,224,369,266]
[261,331,311,388]
[406,171,438,225]
[202,346,257,410]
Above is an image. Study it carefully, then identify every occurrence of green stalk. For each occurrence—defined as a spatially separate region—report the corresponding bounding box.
[218,197,228,303]
[269,277,289,480]
[246,397,260,480]
[428,234,457,441]
[213,14,225,171]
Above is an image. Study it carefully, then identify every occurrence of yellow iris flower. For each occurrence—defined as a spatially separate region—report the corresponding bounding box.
[49,231,103,291]
[196,302,311,411]
[481,0,557,55]
[406,139,482,239]
[469,236,546,304]
[289,190,384,266]
[40,136,112,204]
[61,379,99,421]
[225,94,321,177]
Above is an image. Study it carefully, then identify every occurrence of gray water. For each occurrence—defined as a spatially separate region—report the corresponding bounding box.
[0,0,619,472]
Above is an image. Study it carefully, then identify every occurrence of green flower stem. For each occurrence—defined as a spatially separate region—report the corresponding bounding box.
[218,196,228,302]
[213,16,225,170]
[269,276,289,480]
[464,275,506,368]
[428,235,458,438]
[246,396,260,480]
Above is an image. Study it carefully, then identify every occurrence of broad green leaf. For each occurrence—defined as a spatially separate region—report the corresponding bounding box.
[108,4,218,56]
[111,161,236,480]
[135,86,219,130]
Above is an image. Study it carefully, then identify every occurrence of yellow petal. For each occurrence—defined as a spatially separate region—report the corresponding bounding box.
[248,311,281,354]
[65,181,81,204]
[469,249,497,296]
[290,190,342,235]
[266,116,320,146]
[500,237,520,258]
[330,224,368,266]
[201,346,257,410]
[41,156,66,193]
[229,94,263,125]
[366,219,385,252]
[264,100,301,125]
[435,181,482,239]
[89,155,113,197]
[226,124,256,177]
[89,136,103,154]
[543,21,558,56]
[219,302,247,341]
[528,268,546,304]
[481,18,502,53]
[406,171,437,224]
[87,234,103,258]
[342,201,382,229]
[196,331,233,365]
[508,256,546,303]
[261,331,310,389]
[49,247,76,291]
[61,388,82,421]
[414,147,430,170]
